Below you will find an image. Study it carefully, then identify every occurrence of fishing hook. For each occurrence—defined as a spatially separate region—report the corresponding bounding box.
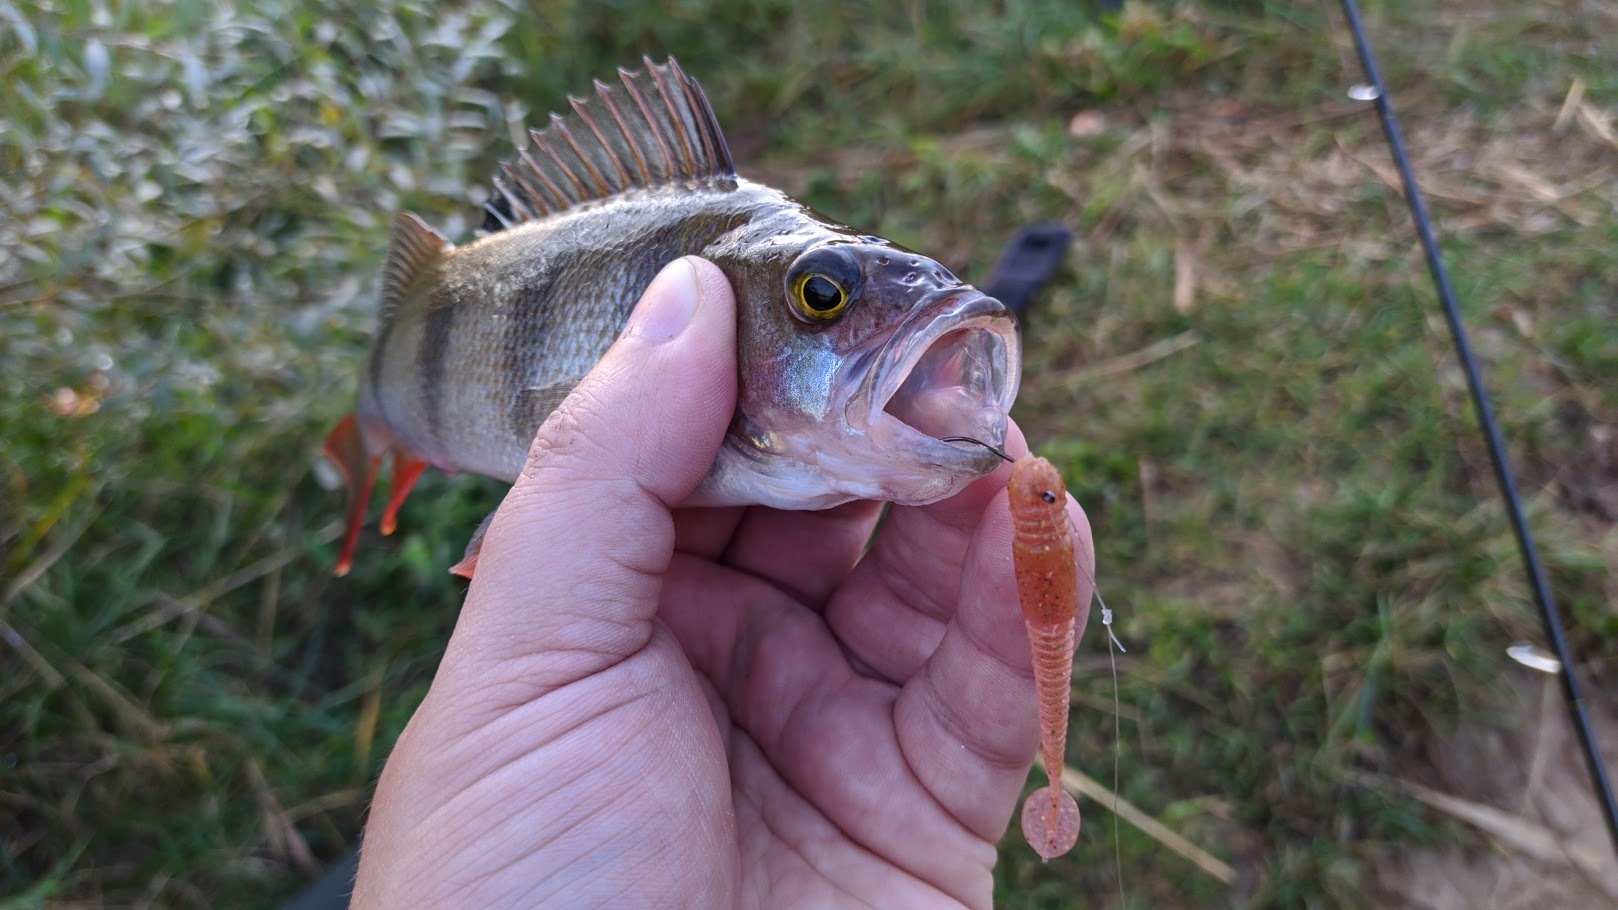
[941,435,1016,464]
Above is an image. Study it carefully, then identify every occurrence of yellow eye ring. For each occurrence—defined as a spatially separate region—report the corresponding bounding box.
[791,272,849,321]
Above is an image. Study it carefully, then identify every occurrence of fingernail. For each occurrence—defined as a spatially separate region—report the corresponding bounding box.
[625,258,700,343]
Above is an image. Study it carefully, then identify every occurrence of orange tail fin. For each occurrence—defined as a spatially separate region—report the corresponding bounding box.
[324,415,381,577]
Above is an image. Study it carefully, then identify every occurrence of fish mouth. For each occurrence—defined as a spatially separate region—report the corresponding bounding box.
[859,291,1021,466]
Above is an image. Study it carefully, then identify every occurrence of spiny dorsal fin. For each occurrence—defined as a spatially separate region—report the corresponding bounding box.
[383,212,450,310]
[484,57,735,229]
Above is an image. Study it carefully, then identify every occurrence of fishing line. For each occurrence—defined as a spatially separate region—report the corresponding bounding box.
[1337,0,1618,857]
[1098,592,1127,906]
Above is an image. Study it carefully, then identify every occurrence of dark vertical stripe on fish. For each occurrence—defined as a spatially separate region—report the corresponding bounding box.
[419,298,457,449]
[502,271,559,444]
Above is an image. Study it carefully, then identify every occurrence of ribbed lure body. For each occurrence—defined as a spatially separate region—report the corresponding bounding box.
[1008,455,1082,861]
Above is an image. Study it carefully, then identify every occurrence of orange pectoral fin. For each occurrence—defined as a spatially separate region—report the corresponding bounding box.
[324,414,381,577]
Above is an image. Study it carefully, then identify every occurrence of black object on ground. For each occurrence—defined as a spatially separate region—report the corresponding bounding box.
[982,223,1072,321]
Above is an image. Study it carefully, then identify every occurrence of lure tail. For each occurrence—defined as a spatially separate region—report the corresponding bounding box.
[1020,618,1081,861]
[323,414,431,576]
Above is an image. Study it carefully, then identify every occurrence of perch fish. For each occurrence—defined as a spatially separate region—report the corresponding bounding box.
[325,58,1022,574]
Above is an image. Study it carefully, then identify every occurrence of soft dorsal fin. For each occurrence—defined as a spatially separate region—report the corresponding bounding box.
[383,212,450,310]
[484,56,735,229]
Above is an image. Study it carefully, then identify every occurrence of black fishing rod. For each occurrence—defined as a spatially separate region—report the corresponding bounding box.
[1337,0,1618,858]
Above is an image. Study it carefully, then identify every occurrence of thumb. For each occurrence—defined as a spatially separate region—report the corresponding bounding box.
[450,256,737,675]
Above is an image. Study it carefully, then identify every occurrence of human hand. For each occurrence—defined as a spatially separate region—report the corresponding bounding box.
[351,257,1095,909]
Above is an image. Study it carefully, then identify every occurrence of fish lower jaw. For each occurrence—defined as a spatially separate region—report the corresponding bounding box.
[689,431,998,510]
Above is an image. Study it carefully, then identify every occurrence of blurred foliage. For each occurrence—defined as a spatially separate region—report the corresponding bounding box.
[4,0,1617,907]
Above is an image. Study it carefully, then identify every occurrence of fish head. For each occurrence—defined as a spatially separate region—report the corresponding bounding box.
[709,232,1022,509]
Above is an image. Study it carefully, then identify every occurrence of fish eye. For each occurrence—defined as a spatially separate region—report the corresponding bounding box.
[793,274,847,319]
[786,247,862,323]
[1040,491,1057,504]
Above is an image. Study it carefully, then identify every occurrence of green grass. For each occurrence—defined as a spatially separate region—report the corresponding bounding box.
[5,0,1617,906]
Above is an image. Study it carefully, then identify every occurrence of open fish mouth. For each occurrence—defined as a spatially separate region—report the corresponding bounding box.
[865,292,1021,463]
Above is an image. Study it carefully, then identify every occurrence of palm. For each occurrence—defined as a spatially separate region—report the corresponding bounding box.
[356,444,1092,910]
[652,465,1077,908]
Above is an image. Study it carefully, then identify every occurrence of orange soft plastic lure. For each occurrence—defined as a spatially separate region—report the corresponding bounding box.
[1007,455,1083,861]
[941,436,1087,860]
